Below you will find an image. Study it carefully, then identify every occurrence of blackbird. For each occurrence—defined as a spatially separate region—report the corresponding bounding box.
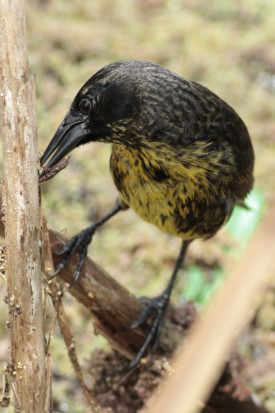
[40,60,254,368]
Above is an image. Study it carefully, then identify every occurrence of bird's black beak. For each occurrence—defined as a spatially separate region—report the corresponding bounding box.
[40,116,89,178]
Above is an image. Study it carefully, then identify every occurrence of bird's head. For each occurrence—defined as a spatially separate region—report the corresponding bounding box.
[40,61,160,171]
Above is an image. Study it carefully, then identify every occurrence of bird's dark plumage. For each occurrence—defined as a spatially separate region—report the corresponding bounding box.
[40,60,254,368]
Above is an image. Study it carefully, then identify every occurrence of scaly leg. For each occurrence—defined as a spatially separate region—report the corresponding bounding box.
[49,202,127,287]
[127,241,188,370]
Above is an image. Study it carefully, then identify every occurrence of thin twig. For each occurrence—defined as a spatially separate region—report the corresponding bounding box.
[39,156,70,183]
[41,209,102,412]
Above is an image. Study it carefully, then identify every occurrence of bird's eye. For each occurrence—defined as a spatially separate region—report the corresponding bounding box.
[79,99,92,116]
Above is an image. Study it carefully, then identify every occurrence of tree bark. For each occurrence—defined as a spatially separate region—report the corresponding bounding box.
[0,1,49,411]
[43,223,147,360]
[0,186,148,361]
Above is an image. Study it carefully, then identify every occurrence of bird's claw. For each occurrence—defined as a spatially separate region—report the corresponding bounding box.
[49,226,96,287]
[127,293,169,370]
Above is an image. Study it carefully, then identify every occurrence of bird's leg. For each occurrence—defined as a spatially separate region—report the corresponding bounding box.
[49,201,128,287]
[127,241,188,370]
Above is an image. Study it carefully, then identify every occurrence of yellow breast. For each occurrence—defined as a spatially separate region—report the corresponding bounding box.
[110,143,228,241]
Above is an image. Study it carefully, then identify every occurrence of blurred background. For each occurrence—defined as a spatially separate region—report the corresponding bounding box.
[1,0,275,411]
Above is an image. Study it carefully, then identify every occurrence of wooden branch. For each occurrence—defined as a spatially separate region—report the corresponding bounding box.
[0,1,49,411]
[0,186,147,360]
[48,228,147,360]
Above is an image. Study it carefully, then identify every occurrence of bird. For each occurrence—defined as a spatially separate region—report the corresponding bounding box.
[40,60,254,369]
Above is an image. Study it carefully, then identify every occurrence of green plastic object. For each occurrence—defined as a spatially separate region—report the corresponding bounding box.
[182,188,265,305]
[226,188,265,250]
[183,265,224,304]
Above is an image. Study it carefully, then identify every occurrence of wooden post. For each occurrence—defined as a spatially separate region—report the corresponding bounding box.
[0,0,49,411]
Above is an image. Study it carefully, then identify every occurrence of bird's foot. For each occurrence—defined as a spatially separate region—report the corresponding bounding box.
[48,204,125,288]
[127,291,170,371]
[49,225,96,287]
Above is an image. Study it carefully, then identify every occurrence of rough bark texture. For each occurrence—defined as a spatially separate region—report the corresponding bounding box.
[48,229,152,360]
[0,187,158,360]
[0,1,49,411]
